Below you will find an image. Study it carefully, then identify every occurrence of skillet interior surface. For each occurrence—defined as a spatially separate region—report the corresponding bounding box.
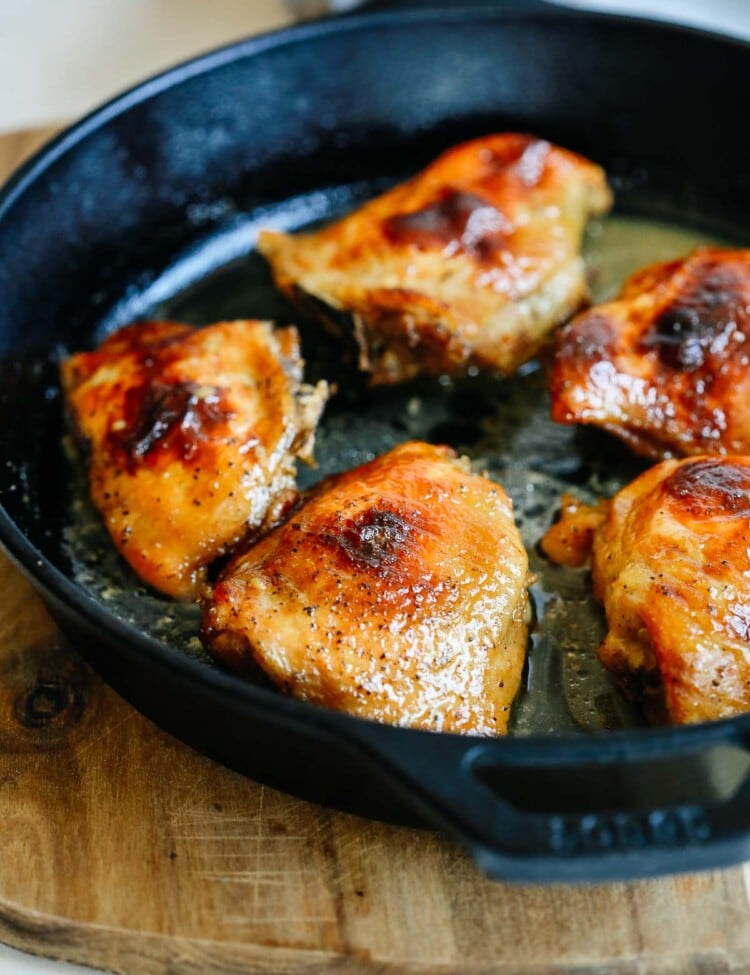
[1,8,750,879]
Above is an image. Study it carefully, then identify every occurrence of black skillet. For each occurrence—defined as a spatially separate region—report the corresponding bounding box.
[1,2,750,884]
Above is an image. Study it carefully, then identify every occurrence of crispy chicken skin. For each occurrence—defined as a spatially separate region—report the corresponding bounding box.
[202,442,530,734]
[546,458,750,724]
[257,134,611,385]
[551,248,750,459]
[540,492,609,568]
[61,320,328,600]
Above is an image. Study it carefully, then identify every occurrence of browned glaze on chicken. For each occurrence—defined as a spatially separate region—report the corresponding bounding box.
[544,458,750,724]
[551,248,750,459]
[258,134,611,385]
[61,320,328,600]
[202,441,530,734]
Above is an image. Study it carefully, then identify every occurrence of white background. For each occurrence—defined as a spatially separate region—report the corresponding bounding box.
[1,0,749,972]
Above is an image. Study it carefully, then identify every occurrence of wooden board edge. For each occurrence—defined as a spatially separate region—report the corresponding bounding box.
[0,896,736,975]
[0,895,349,975]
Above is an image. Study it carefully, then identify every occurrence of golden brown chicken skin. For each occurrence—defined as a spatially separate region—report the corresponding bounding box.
[540,492,609,569]
[258,134,611,385]
[202,442,530,734]
[62,320,328,600]
[546,457,750,725]
[551,248,750,459]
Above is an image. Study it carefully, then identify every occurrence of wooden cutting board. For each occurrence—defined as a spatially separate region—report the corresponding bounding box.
[2,128,750,975]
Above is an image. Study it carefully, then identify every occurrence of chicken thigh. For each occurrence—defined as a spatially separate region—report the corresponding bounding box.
[62,320,328,600]
[551,248,750,458]
[258,133,611,385]
[545,457,750,724]
[202,441,530,734]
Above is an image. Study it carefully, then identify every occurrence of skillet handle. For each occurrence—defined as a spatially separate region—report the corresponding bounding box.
[351,727,750,883]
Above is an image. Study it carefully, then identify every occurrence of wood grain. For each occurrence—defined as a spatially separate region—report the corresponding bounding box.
[2,128,750,975]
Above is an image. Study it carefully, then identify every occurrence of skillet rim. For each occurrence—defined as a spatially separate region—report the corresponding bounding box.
[0,4,749,761]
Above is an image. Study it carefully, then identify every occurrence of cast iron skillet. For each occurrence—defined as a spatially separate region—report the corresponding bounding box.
[1,3,750,884]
